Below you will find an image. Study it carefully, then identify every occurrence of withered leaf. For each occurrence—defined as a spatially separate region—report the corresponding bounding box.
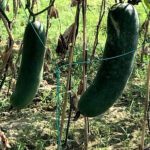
[77,80,84,95]
[56,23,76,56]
[71,92,79,111]
[56,34,67,55]
[48,6,59,19]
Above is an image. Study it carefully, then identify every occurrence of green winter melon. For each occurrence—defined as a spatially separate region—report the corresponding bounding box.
[10,21,46,109]
[78,3,139,117]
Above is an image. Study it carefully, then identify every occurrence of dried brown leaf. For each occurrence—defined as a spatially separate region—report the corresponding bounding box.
[48,6,59,19]
[56,23,76,56]
[77,80,84,95]
[71,92,79,111]
[63,23,75,44]
[56,34,67,55]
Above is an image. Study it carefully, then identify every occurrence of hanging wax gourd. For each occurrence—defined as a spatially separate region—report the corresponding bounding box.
[10,21,46,109]
[78,3,139,117]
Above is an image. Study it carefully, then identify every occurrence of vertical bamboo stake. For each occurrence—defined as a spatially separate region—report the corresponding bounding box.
[59,43,74,150]
[59,4,80,149]
[140,60,150,150]
[82,0,88,149]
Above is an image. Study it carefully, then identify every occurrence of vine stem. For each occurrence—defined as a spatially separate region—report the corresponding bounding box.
[82,0,88,149]
[26,0,55,18]
[140,60,150,150]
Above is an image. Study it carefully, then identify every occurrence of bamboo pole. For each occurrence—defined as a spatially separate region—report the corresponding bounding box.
[140,60,150,150]
[82,0,88,149]
[59,3,80,149]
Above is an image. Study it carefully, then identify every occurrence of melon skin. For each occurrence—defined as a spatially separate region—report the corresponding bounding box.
[78,3,139,117]
[0,0,6,11]
[10,21,46,109]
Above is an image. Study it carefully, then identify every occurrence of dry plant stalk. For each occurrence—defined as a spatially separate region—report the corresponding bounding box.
[59,26,76,148]
[90,0,106,61]
[0,13,14,83]
[140,61,150,150]
[46,0,57,39]
[13,0,18,19]
[45,0,56,67]
[59,3,80,149]
[82,0,88,149]
[140,15,150,149]
[141,13,150,62]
